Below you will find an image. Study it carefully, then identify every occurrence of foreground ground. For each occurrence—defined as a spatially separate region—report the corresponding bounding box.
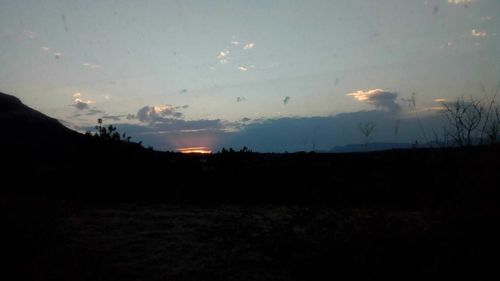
[3,196,500,281]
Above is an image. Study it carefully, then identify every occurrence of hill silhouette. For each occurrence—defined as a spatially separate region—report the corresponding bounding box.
[0,92,83,146]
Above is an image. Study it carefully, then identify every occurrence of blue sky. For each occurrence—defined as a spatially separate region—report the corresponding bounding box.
[1,0,499,151]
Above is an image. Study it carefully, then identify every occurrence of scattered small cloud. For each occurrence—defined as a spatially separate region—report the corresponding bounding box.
[347,89,401,113]
[236,97,246,103]
[217,49,230,64]
[74,99,90,110]
[86,108,104,116]
[53,52,62,59]
[238,66,248,72]
[217,50,228,59]
[243,43,255,50]
[471,29,487,37]
[480,16,492,21]
[72,92,93,110]
[283,96,291,105]
[41,46,50,51]
[231,40,241,46]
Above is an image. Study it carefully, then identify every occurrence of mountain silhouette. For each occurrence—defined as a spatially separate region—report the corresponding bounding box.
[0,92,82,146]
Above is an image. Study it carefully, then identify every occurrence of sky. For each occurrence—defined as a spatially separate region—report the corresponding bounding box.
[1,0,499,152]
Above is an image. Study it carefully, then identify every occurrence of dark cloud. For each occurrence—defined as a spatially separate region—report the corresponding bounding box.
[283,96,291,105]
[93,110,444,152]
[179,89,188,94]
[73,100,89,110]
[348,89,401,113]
[236,97,246,102]
[220,111,445,152]
[102,115,123,122]
[136,105,185,123]
[152,119,224,132]
[240,117,251,122]
[86,108,105,116]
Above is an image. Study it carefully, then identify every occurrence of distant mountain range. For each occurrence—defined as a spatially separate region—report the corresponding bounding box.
[328,142,417,153]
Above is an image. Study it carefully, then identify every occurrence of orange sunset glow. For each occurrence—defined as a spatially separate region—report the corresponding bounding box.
[176,147,212,154]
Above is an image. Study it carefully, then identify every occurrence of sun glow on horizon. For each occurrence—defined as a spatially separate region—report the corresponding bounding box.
[176,147,212,154]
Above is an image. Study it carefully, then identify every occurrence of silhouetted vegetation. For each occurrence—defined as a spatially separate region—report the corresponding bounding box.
[86,118,132,143]
[2,91,500,280]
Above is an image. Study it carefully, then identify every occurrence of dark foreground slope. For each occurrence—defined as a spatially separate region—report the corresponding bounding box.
[1,92,500,280]
[0,92,83,146]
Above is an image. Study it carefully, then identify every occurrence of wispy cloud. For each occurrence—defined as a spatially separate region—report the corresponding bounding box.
[101,115,124,122]
[447,0,472,4]
[82,63,101,69]
[347,89,401,113]
[24,30,37,39]
[86,108,104,116]
[41,46,50,51]
[434,98,447,103]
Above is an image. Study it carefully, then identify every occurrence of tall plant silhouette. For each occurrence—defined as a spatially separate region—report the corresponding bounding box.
[86,118,131,142]
[358,121,376,151]
[441,97,483,147]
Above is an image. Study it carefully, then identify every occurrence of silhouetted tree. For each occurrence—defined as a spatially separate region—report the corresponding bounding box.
[86,118,131,142]
[442,97,483,146]
[358,121,376,151]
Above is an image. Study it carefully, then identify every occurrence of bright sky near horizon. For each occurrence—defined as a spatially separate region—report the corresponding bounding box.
[1,0,499,151]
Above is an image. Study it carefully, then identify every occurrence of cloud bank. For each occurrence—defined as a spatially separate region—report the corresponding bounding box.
[85,109,445,152]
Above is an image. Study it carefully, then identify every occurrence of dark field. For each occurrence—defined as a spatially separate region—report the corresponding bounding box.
[4,199,500,281]
[2,145,500,280]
